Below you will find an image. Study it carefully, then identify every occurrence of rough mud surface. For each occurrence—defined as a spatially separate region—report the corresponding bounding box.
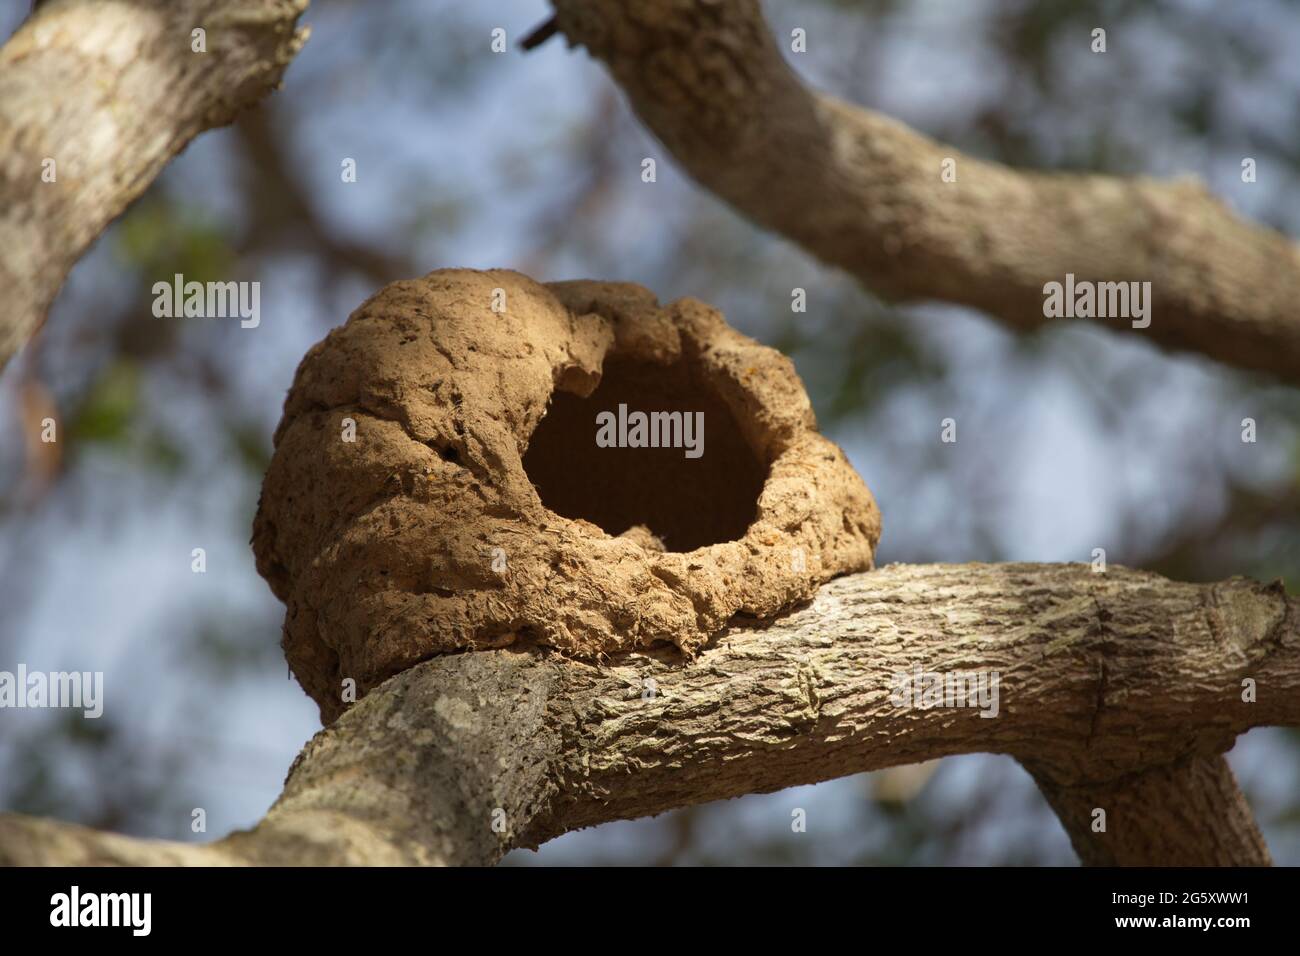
[253,269,880,722]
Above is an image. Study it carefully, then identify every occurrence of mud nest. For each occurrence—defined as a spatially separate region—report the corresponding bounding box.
[253,269,880,722]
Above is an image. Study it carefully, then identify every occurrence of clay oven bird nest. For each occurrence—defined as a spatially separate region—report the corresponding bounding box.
[253,269,881,723]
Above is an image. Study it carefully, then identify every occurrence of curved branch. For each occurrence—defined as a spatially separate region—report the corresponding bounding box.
[544,0,1300,383]
[3,563,1295,865]
[0,0,311,371]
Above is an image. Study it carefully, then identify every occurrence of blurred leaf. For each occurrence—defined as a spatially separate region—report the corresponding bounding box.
[115,198,235,283]
[139,431,186,475]
[227,421,272,477]
[67,361,141,446]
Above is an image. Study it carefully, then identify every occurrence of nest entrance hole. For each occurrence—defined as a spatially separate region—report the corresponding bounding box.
[522,357,767,552]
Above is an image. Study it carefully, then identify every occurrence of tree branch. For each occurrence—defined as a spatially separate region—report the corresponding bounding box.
[0,0,311,372]
[1031,755,1271,866]
[3,563,1295,865]
[543,0,1300,383]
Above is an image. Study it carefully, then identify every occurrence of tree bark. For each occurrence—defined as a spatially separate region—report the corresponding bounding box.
[0,0,310,371]
[3,563,1294,865]
[1031,755,1271,866]
[543,0,1300,384]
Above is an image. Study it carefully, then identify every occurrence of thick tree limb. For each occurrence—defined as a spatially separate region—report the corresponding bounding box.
[0,0,310,372]
[544,0,1300,383]
[3,563,1295,865]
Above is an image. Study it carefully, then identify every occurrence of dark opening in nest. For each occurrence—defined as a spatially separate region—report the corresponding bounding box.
[523,356,768,552]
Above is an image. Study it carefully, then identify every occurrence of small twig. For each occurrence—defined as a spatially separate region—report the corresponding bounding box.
[520,15,559,51]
